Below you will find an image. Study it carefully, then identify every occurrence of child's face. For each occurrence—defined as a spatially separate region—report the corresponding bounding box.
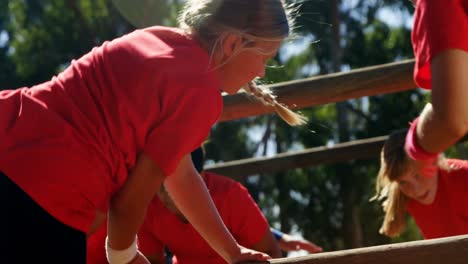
[217,39,281,94]
[397,165,438,205]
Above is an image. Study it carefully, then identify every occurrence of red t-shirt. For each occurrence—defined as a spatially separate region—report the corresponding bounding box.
[407,159,468,239]
[412,0,468,89]
[0,26,222,232]
[86,172,269,264]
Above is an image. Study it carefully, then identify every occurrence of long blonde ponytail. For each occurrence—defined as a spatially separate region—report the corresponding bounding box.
[372,181,408,237]
[371,129,411,237]
[244,81,307,126]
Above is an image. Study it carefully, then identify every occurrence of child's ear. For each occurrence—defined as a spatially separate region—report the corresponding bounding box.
[222,34,243,58]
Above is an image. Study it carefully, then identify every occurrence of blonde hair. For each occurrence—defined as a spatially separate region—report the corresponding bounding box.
[372,130,411,237]
[244,82,307,126]
[178,0,294,44]
[178,0,306,126]
[372,130,447,237]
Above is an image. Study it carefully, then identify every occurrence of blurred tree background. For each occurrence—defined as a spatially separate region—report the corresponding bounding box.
[1,0,465,256]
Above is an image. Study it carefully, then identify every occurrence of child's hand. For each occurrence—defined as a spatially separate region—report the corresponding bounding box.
[230,245,271,264]
[279,233,323,253]
[128,251,151,264]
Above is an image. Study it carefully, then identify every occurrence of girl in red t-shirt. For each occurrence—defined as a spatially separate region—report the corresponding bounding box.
[405,0,468,176]
[0,1,306,263]
[373,130,468,238]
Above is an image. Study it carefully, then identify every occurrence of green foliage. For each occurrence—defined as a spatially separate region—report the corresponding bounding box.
[345,19,413,68]
[6,0,122,86]
[0,2,17,89]
[111,0,183,28]
[2,0,181,88]
[392,216,424,243]
[205,120,255,163]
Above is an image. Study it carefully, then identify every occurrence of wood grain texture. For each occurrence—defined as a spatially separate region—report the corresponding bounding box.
[220,60,416,122]
[239,235,468,264]
[205,136,387,179]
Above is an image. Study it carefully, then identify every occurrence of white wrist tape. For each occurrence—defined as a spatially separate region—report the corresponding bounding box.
[105,236,138,264]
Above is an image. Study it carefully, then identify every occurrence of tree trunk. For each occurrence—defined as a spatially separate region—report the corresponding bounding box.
[275,129,291,257]
[330,0,363,249]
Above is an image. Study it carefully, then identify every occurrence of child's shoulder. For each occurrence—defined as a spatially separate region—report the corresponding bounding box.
[445,159,468,172]
[441,159,468,192]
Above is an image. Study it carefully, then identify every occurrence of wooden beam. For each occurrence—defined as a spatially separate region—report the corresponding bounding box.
[241,235,468,264]
[220,60,416,122]
[205,136,387,179]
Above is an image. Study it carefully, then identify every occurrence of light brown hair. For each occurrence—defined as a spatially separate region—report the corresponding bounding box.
[178,0,307,126]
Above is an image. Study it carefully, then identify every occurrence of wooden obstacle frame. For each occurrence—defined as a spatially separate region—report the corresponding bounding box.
[209,59,468,263]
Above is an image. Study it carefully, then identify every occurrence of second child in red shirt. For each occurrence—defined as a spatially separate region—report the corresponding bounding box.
[373,130,468,239]
[88,148,323,264]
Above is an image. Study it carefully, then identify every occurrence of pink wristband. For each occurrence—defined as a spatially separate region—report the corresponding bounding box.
[404,117,438,161]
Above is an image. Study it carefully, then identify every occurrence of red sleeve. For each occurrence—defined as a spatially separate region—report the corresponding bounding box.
[412,0,468,89]
[143,73,222,176]
[222,182,269,247]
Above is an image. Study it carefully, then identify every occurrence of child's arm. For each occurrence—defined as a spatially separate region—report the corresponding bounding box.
[249,228,282,258]
[164,154,271,264]
[416,50,468,154]
[107,153,166,263]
